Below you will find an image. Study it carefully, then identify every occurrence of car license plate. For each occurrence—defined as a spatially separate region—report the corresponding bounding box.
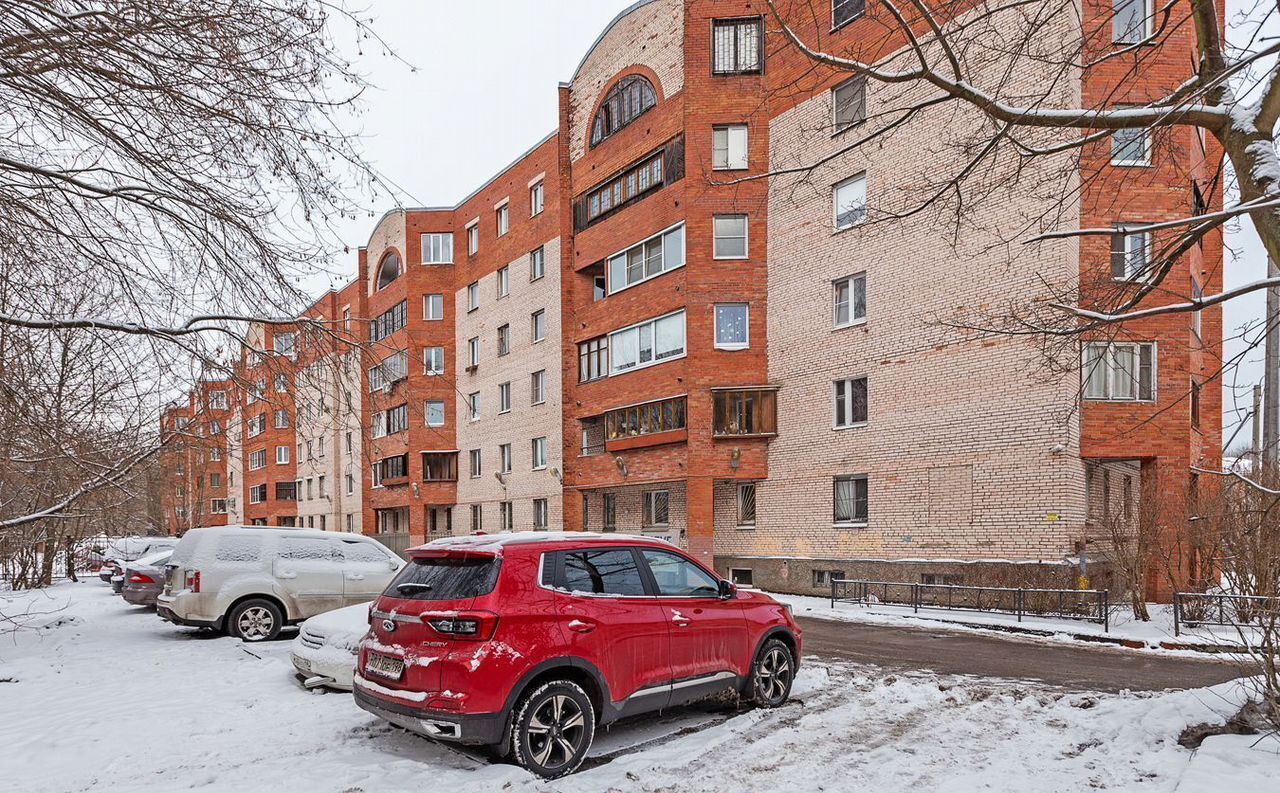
[366,652,404,681]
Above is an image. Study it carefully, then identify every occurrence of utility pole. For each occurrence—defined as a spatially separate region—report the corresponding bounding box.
[1254,384,1264,474]
[1264,257,1280,476]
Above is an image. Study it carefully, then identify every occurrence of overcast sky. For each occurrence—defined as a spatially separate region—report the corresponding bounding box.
[329,0,1266,446]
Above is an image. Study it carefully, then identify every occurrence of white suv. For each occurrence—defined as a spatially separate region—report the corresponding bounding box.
[156,525,403,641]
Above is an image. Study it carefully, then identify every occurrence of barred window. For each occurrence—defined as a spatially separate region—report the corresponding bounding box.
[834,475,868,526]
[712,18,763,74]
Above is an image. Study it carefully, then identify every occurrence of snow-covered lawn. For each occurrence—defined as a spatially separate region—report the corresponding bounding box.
[1,582,1277,793]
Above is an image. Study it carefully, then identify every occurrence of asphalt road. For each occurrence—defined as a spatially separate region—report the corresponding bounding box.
[797,616,1246,692]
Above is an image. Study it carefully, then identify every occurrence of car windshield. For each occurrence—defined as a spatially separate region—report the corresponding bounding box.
[386,556,500,601]
[134,550,172,567]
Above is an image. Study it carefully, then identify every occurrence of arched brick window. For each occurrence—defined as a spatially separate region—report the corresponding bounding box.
[376,250,401,290]
[590,75,657,148]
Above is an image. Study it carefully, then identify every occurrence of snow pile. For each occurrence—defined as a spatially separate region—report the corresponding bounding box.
[0,582,1276,793]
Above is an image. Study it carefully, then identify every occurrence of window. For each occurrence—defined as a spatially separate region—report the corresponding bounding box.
[368,350,407,392]
[528,310,546,344]
[469,448,482,478]
[578,336,609,383]
[496,265,510,298]
[590,74,658,147]
[370,300,407,342]
[813,569,847,588]
[580,148,672,226]
[209,472,222,489]
[714,303,749,349]
[499,381,512,413]
[834,475,869,526]
[345,431,353,455]
[729,568,754,586]
[1111,125,1150,166]
[643,491,669,527]
[377,454,407,482]
[274,374,288,393]
[497,324,511,357]
[421,232,453,264]
[642,550,720,597]
[1112,0,1151,43]
[498,443,512,474]
[834,175,867,229]
[468,337,480,367]
[605,396,687,442]
[424,346,445,375]
[249,449,266,470]
[467,282,479,311]
[738,483,757,526]
[530,181,544,216]
[533,498,549,531]
[346,473,354,495]
[276,481,298,501]
[1110,225,1151,281]
[553,549,646,595]
[467,391,480,421]
[471,503,483,532]
[210,447,222,462]
[712,125,748,170]
[371,463,382,488]
[531,370,547,405]
[834,273,867,327]
[1192,279,1203,339]
[832,76,867,132]
[500,501,514,531]
[1191,379,1202,429]
[606,224,685,295]
[424,293,444,320]
[609,311,686,375]
[532,437,548,470]
[1083,342,1156,401]
[249,484,267,504]
[526,249,546,286]
[422,452,458,481]
[603,493,617,532]
[246,413,266,438]
[834,377,869,428]
[376,250,402,290]
[273,332,295,359]
[712,17,763,74]
[467,222,479,255]
[272,410,289,429]
[425,400,445,427]
[208,391,227,410]
[713,215,748,259]
[275,445,290,464]
[385,404,408,435]
[713,389,777,436]
[210,498,228,515]
[496,203,509,237]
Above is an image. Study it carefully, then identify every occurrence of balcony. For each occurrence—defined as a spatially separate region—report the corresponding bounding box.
[712,388,778,438]
[421,451,458,482]
[604,396,687,452]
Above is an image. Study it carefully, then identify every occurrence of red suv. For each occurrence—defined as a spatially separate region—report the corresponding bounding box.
[352,532,801,778]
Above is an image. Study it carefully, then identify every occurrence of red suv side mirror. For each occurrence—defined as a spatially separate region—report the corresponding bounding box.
[717,579,736,600]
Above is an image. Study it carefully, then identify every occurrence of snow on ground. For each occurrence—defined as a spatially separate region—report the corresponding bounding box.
[774,591,1261,651]
[1,582,1277,793]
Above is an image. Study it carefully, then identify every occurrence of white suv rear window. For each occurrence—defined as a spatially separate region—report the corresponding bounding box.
[215,535,263,562]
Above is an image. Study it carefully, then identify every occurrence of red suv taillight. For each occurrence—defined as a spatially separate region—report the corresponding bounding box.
[184,570,200,593]
[426,611,498,641]
[128,573,155,584]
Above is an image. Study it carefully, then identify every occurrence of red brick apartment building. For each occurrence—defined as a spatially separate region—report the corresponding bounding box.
[160,0,1221,599]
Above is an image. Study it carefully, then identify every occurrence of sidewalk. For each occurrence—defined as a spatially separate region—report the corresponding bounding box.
[771,592,1262,655]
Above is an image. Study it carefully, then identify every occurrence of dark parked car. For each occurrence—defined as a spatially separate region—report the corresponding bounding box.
[353,532,801,779]
[121,549,173,607]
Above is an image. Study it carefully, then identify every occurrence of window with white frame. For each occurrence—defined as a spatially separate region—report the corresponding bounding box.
[1192,279,1203,339]
[834,377,869,428]
[738,482,757,526]
[499,443,512,473]
[834,273,867,327]
[385,403,408,435]
[533,498,549,531]
[210,447,222,462]
[496,202,509,237]
[210,498,228,515]
[500,501,514,532]
[273,409,289,429]
[471,503,483,531]
[208,419,222,436]
[833,475,868,526]
[832,76,867,132]
[530,181,544,216]
[274,374,288,392]
[1111,125,1150,166]
[424,293,444,320]
[1112,0,1151,43]
[249,449,267,470]
[425,400,445,427]
[424,346,445,375]
[346,473,354,496]
[522,251,543,289]
[607,224,686,294]
[531,370,547,405]
[1083,342,1156,401]
[497,324,511,356]
[499,381,512,413]
[712,125,748,170]
[711,17,763,74]
[713,215,748,259]
[467,281,479,311]
[249,484,267,504]
[467,222,479,255]
[578,336,608,383]
[246,413,266,438]
[469,448,482,478]
[371,464,382,488]
[273,332,295,358]
[208,391,227,410]
[275,445,289,464]
[496,265,510,298]
[422,233,453,264]
[532,436,547,470]
[531,309,546,343]
[714,303,750,350]
[1110,225,1151,280]
[467,391,480,421]
[642,490,670,526]
[468,337,480,367]
[609,311,686,375]
[834,175,867,229]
